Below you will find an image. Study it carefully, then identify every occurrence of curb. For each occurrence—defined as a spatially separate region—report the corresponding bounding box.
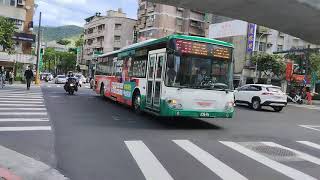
[0,145,69,180]
[0,167,21,180]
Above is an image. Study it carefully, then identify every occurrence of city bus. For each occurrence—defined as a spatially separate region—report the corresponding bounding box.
[94,35,235,118]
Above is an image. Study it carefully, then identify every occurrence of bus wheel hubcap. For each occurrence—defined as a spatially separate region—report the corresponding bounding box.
[135,96,140,110]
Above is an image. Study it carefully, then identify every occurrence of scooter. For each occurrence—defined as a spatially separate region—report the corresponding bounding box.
[287,94,303,104]
[64,77,78,95]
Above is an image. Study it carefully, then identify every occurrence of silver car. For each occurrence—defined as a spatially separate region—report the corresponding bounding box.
[55,75,67,84]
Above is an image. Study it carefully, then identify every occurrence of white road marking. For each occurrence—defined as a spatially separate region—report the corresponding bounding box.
[0,108,46,111]
[220,141,317,180]
[263,142,320,166]
[173,140,247,180]
[0,104,45,107]
[57,85,61,87]
[297,141,320,150]
[0,98,43,101]
[299,125,320,132]
[0,101,44,104]
[47,85,51,88]
[125,140,174,180]
[0,112,47,115]
[0,95,43,98]
[0,126,51,131]
[0,118,49,122]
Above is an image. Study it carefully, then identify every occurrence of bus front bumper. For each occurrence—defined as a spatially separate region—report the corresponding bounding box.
[161,108,235,118]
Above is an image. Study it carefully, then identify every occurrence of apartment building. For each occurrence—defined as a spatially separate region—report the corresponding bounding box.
[209,16,320,87]
[136,0,211,42]
[83,9,136,65]
[0,0,36,70]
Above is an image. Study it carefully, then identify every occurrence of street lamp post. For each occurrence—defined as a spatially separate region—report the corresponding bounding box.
[35,12,42,85]
[254,32,269,82]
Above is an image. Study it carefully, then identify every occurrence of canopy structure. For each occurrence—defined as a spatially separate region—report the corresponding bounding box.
[149,0,320,44]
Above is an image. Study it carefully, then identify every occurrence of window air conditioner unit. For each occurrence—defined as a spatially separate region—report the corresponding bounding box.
[17,0,25,6]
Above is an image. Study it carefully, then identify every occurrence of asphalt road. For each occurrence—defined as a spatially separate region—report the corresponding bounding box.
[2,83,320,180]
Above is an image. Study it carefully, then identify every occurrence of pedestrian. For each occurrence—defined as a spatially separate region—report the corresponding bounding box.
[0,66,5,88]
[24,66,34,90]
[9,70,14,85]
[306,87,313,105]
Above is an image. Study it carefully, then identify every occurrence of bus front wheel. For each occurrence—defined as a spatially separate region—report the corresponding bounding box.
[133,94,142,114]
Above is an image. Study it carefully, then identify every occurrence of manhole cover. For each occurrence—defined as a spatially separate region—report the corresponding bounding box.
[242,143,305,162]
[252,146,297,157]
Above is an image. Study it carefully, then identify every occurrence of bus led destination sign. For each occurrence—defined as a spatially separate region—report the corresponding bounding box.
[175,39,231,59]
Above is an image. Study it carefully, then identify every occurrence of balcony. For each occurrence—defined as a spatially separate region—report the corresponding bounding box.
[0,5,26,21]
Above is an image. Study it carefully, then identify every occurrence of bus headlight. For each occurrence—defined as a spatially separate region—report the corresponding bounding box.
[167,99,183,110]
[224,101,234,111]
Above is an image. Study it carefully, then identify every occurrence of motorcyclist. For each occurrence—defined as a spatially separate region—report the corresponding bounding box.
[64,71,78,92]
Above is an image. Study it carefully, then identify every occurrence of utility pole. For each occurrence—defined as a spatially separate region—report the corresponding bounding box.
[35,12,42,85]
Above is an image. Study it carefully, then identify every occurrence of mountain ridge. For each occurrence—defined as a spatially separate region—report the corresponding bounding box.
[33,25,84,42]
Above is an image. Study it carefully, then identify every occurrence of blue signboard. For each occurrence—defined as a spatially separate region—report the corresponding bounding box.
[247,23,257,53]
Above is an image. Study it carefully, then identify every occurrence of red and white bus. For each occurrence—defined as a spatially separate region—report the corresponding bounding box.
[94,35,235,118]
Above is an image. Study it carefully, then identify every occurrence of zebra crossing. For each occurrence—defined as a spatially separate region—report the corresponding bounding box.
[288,103,320,111]
[43,84,90,89]
[0,87,51,132]
[125,140,320,180]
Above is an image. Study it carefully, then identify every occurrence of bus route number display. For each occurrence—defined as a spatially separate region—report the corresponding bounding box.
[175,39,231,59]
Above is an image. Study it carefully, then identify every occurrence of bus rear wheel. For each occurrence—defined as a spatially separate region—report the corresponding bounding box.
[133,94,142,114]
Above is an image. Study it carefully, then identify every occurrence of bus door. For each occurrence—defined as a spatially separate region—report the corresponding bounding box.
[146,49,166,110]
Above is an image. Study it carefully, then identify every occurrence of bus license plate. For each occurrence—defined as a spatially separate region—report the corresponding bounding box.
[200,112,210,117]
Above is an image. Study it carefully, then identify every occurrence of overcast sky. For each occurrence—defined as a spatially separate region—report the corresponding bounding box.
[34,0,138,27]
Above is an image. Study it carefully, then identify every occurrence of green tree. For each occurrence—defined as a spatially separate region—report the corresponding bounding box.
[57,51,76,73]
[75,35,84,47]
[57,39,71,46]
[251,53,286,79]
[42,48,57,73]
[310,53,320,79]
[0,17,17,53]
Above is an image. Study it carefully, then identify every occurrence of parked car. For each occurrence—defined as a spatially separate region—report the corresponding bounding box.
[234,84,287,112]
[55,75,67,84]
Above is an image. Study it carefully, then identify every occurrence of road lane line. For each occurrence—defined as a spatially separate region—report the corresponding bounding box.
[0,108,46,111]
[173,140,247,180]
[0,96,43,98]
[297,141,320,150]
[0,98,43,101]
[0,126,51,131]
[263,142,320,166]
[220,141,317,180]
[0,101,44,104]
[0,104,45,107]
[0,118,49,122]
[299,125,320,132]
[125,140,174,180]
[0,112,47,115]
[0,92,42,94]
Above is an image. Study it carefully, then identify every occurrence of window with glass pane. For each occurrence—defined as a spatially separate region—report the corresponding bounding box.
[10,0,15,6]
[148,56,155,78]
[156,55,163,79]
[165,55,232,90]
[154,82,161,105]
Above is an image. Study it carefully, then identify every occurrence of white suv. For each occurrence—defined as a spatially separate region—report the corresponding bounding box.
[234,84,287,112]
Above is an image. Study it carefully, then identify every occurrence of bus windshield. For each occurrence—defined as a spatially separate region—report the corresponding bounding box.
[165,55,232,90]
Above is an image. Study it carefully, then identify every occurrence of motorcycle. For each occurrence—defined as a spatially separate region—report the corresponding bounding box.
[287,93,303,104]
[64,77,78,95]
